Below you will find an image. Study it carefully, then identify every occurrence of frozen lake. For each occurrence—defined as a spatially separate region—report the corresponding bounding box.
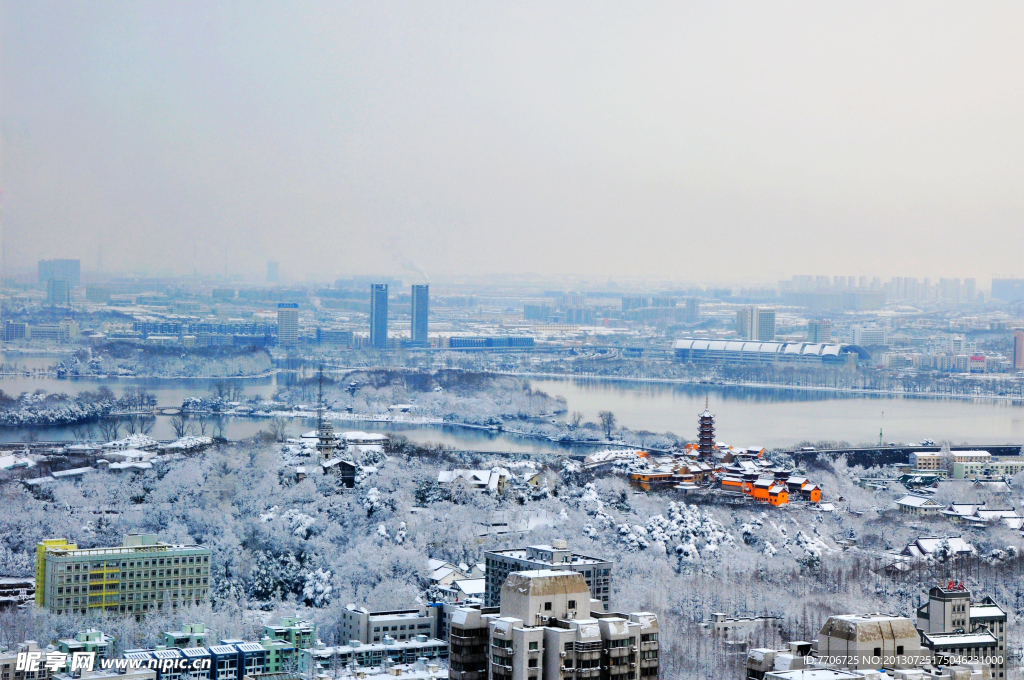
[528,377,1024,448]
[2,353,1022,450]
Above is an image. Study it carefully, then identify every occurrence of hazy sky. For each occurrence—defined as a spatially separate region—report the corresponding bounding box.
[2,2,1022,284]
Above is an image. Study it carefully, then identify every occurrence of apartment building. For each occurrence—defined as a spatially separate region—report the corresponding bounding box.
[57,630,114,659]
[123,640,267,680]
[478,570,658,680]
[36,534,211,615]
[952,456,1024,480]
[484,541,612,610]
[917,583,1008,679]
[299,636,448,672]
[339,603,438,643]
[262,616,316,649]
[116,618,306,678]
[160,623,215,649]
[909,452,944,471]
[1,642,55,680]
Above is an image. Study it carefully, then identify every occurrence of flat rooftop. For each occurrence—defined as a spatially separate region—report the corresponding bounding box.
[486,548,610,565]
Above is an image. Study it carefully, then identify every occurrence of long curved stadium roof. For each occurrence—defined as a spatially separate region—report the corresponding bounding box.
[674,339,853,356]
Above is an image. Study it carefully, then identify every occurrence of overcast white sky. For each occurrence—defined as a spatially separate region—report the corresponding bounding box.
[2,2,1022,284]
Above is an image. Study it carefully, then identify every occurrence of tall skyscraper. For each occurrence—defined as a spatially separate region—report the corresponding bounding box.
[1014,330,1024,371]
[46,279,71,306]
[370,284,388,349]
[277,303,299,348]
[267,261,280,283]
[38,259,80,287]
[410,284,429,346]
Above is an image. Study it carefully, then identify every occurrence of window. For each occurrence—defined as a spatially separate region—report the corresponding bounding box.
[529,642,538,651]
[568,600,576,609]
[897,646,904,655]
[528,659,537,668]
[873,648,881,657]
[564,643,573,652]
[544,602,552,611]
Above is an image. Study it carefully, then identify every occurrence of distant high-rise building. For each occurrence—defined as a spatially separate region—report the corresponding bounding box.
[267,261,280,283]
[755,307,776,341]
[992,278,1024,302]
[807,319,832,343]
[1014,331,1024,371]
[964,278,976,303]
[277,303,299,347]
[370,284,388,349]
[410,284,429,346]
[564,307,595,325]
[558,292,586,307]
[46,279,71,306]
[853,325,888,346]
[85,285,110,303]
[523,304,551,321]
[38,259,80,287]
[685,298,699,323]
[736,305,755,339]
[622,296,649,313]
[939,278,961,302]
[738,305,775,341]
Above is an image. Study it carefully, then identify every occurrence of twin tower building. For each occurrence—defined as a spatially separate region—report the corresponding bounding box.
[370,283,429,350]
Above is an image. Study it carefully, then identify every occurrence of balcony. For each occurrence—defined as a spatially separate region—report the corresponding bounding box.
[451,632,488,644]
[449,672,486,680]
